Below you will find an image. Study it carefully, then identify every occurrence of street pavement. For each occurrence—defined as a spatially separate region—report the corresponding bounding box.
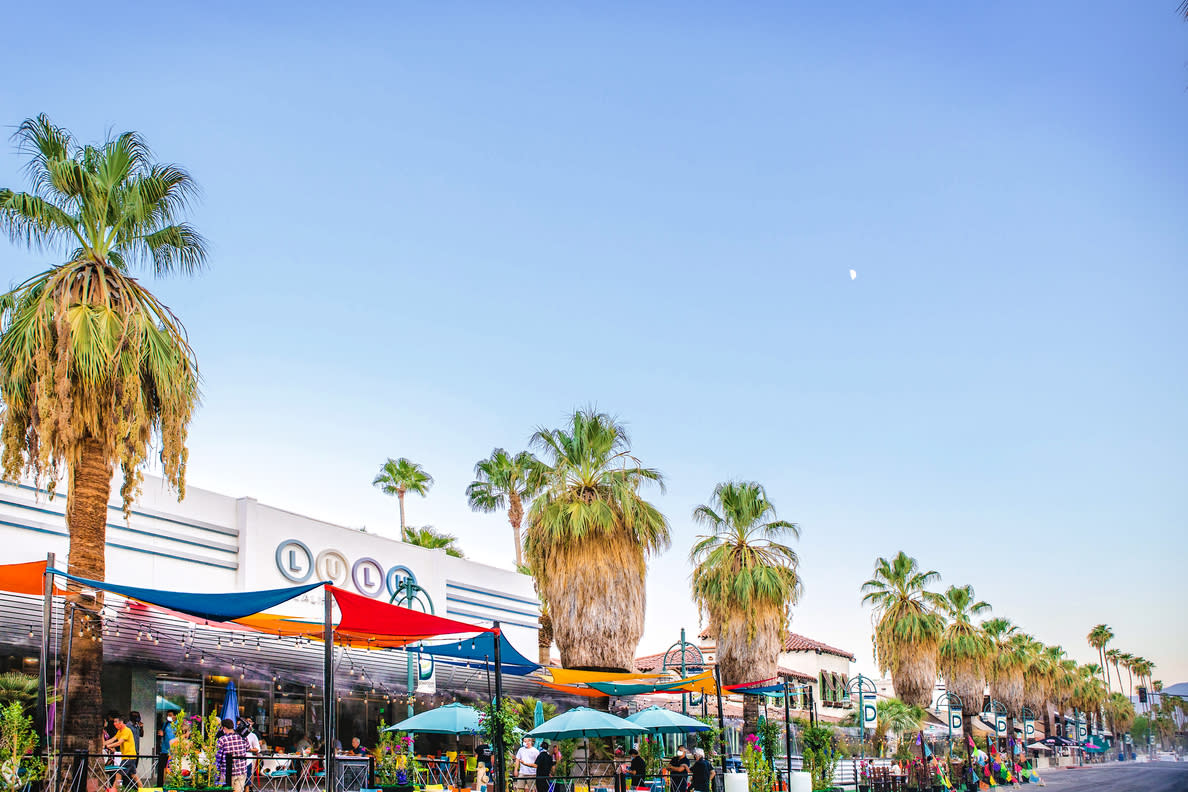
[1035,761,1188,791]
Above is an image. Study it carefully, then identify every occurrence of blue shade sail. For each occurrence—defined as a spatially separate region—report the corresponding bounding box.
[51,569,324,622]
[416,631,540,675]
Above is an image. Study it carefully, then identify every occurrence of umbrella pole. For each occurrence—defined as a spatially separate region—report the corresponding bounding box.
[713,667,727,783]
[586,737,591,792]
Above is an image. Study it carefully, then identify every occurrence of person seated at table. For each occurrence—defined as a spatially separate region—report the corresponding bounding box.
[349,737,368,756]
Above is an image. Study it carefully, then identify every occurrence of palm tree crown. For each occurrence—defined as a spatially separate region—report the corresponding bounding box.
[1087,624,1114,690]
[860,551,945,707]
[524,409,669,670]
[937,584,991,737]
[690,480,800,734]
[0,115,203,506]
[372,457,434,530]
[400,525,464,558]
[465,448,544,568]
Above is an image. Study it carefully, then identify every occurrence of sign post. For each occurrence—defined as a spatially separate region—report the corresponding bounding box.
[846,674,878,787]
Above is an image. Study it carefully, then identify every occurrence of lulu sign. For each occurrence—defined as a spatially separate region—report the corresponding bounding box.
[275,539,417,598]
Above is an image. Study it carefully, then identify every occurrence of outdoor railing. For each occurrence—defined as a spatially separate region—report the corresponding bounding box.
[41,752,162,792]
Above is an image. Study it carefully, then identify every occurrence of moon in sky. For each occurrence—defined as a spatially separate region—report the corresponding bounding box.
[849,269,857,280]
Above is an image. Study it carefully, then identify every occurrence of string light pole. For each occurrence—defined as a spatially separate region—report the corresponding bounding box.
[845,674,878,785]
[934,691,962,767]
[662,628,705,716]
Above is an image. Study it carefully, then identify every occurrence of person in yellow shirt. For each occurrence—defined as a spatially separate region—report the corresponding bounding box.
[103,715,142,790]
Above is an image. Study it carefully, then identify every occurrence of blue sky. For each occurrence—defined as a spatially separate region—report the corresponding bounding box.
[2,2,1186,684]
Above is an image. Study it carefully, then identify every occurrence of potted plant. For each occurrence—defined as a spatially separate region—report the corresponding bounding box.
[0,700,45,792]
[374,722,415,792]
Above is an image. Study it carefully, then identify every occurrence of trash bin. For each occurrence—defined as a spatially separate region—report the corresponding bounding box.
[723,771,748,792]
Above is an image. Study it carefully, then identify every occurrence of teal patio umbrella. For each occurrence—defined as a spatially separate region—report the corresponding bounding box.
[626,706,710,735]
[383,702,482,734]
[534,700,545,728]
[528,708,648,790]
[527,708,648,740]
[156,696,182,712]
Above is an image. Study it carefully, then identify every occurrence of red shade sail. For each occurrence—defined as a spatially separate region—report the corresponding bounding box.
[329,585,495,643]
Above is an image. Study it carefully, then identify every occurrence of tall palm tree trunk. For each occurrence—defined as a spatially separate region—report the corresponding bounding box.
[398,490,406,530]
[742,695,760,743]
[537,609,553,666]
[508,491,524,568]
[62,439,112,752]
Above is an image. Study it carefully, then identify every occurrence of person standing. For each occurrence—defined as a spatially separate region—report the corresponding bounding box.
[103,715,141,790]
[240,718,261,789]
[628,748,647,788]
[690,749,714,792]
[215,718,251,792]
[158,712,176,785]
[534,740,554,792]
[666,747,690,792]
[514,736,540,792]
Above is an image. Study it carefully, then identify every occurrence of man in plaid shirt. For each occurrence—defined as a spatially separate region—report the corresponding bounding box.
[215,718,251,792]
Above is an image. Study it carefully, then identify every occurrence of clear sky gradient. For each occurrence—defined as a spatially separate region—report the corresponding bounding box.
[2,2,1185,685]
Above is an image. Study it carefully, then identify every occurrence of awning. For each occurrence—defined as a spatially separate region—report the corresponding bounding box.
[330,586,495,643]
[417,631,539,675]
[50,569,323,622]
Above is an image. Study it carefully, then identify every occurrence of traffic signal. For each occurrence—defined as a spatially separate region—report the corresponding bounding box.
[1138,687,1147,703]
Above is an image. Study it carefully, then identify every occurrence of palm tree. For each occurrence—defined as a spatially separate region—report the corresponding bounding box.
[0,116,204,751]
[0,673,38,707]
[1104,692,1135,745]
[400,525,464,558]
[1105,648,1123,695]
[1087,624,1114,691]
[981,619,1029,743]
[523,409,669,671]
[937,585,991,750]
[859,552,945,708]
[1119,652,1136,701]
[1073,664,1107,737]
[373,457,434,530]
[689,480,802,736]
[465,448,544,568]
[876,698,925,753]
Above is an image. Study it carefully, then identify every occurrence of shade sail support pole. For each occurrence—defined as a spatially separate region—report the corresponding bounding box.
[714,665,726,782]
[493,621,506,792]
[38,552,54,751]
[783,679,792,789]
[324,586,335,792]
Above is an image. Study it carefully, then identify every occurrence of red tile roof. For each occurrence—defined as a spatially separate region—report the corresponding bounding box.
[634,647,708,672]
[781,632,856,661]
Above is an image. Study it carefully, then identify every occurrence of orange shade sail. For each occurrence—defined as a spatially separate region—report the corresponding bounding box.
[0,561,65,596]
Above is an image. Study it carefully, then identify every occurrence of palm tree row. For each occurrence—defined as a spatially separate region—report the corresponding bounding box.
[861,551,1160,752]
[1087,623,1157,709]
[376,413,804,740]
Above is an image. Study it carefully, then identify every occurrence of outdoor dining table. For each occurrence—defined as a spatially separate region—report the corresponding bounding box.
[417,756,459,787]
[257,754,325,791]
